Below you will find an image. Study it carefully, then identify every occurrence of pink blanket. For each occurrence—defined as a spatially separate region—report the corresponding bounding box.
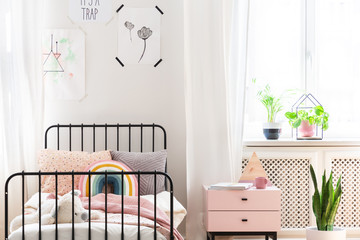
[81,194,183,240]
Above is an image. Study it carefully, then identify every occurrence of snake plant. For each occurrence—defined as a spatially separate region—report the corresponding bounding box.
[310,164,342,231]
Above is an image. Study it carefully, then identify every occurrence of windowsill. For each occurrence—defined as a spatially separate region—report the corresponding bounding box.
[244,138,360,147]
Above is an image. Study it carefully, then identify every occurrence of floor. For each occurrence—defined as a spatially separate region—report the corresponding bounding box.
[215,237,360,240]
[213,234,360,239]
[227,239,360,240]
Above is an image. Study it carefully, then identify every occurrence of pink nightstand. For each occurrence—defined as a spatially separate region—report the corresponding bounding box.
[203,185,281,240]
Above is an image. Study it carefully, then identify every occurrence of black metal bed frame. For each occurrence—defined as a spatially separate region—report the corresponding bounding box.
[5,123,175,240]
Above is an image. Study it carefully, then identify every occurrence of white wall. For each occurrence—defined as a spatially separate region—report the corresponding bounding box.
[43,0,186,234]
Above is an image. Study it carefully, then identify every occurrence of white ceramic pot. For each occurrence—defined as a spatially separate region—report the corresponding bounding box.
[306,226,346,240]
[262,122,282,140]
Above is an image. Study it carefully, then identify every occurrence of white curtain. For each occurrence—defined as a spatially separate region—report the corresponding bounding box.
[0,0,44,238]
[184,0,249,239]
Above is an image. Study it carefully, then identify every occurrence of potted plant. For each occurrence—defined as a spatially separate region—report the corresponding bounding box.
[307,165,344,240]
[285,105,329,138]
[255,83,283,140]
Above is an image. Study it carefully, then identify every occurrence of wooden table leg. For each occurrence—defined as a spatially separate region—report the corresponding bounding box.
[265,234,269,240]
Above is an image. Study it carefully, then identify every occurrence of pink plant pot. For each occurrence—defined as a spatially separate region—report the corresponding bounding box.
[299,120,315,137]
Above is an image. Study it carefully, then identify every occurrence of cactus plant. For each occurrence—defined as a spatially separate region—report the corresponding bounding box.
[310,164,342,231]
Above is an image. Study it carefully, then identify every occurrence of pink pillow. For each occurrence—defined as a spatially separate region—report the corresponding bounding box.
[38,149,112,195]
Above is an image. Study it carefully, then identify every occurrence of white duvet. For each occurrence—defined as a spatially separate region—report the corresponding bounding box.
[9,191,186,240]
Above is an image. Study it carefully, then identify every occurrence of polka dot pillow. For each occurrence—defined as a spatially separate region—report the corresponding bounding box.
[38,149,111,195]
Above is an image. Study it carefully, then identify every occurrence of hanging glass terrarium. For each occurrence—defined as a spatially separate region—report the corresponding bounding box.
[286,93,329,140]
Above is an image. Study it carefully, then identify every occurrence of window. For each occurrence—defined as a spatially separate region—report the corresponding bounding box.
[245,0,360,138]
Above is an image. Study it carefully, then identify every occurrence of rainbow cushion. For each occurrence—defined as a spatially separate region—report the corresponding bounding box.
[79,160,138,197]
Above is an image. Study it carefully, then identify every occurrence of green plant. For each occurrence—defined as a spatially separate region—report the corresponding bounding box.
[253,80,283,123]
[310,165,342,231]
[285,105,329,130]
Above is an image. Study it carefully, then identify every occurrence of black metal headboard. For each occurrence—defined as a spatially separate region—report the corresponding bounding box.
[44,123,168,183]
[45,123,167,152]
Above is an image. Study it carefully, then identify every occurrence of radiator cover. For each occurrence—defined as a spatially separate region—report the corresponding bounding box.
[242,158,311,229]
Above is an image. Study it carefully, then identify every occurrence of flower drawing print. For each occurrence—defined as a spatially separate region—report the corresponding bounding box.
[117,7,160,64]
[137,26,152,63]
[124,21,134,42]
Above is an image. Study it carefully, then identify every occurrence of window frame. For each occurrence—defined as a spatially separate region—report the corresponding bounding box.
[244,0,360,139]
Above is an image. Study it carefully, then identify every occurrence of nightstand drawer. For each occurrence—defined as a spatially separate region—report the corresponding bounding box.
[206,211,281,232]
[206,188,281,211]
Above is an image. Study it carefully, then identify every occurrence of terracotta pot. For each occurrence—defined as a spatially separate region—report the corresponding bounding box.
[298,120,315,137]
[306,227,346,240]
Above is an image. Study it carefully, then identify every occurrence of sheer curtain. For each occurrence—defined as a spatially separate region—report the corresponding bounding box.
[0,0,44,238]
[184,0,249,239]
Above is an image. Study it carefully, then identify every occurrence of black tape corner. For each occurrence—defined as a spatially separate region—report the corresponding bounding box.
[154,59,162,67]
[155,6,164,15]
[116,4,124,13]
[115,57,124,67]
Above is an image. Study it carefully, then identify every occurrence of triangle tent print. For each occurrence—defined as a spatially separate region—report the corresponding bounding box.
[42,29,86,101]
[43,34,64,76]
[43,51,64,72]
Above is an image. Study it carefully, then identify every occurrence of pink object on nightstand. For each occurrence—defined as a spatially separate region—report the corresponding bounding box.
[203,185,281,233]
[255,177,268,189]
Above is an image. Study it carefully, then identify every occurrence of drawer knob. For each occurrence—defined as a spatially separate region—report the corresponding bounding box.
[242,219,248,222]
[241,198,248,201]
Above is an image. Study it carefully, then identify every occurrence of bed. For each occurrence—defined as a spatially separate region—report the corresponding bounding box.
[5,123,185,240]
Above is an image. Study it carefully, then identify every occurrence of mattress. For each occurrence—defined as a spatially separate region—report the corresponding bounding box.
[9,222,166,240]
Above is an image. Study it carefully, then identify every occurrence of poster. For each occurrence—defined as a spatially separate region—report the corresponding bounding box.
[69,0,112,23]
[117,7,161,64]
[42,29,85,100]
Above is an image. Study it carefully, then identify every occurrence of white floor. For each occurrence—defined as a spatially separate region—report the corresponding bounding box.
[214,235,360,240]
[229,239,360,240]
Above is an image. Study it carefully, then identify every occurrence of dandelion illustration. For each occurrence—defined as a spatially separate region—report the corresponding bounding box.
[124,21,135,42]
[137,26,152,63]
